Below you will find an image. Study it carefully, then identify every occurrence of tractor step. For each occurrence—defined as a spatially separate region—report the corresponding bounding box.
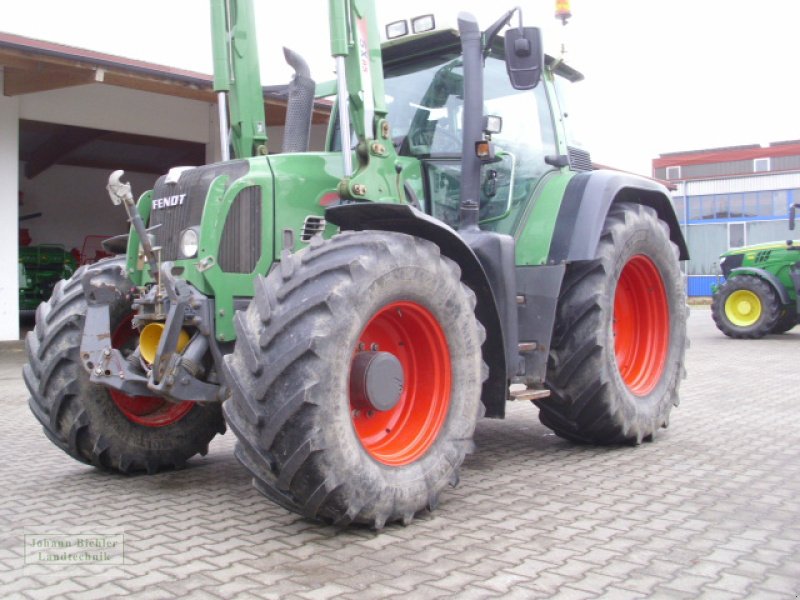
[508,384,551,401]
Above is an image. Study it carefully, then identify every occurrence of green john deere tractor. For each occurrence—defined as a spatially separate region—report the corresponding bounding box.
[24,0,689,527]
[18,245,78,311]
[711,237,800,338]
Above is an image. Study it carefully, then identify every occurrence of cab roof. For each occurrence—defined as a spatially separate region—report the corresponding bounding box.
[381,29,584,82]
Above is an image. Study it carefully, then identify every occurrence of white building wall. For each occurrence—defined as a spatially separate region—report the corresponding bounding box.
[674,172,800,197]
[20,165,158,252]
[19,84,211,143]
[0,69,20,340]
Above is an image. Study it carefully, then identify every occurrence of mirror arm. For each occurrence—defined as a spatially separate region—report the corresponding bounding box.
[482,7,521,57]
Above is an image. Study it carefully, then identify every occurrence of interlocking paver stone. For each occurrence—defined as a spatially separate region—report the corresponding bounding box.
[2,310,800,599]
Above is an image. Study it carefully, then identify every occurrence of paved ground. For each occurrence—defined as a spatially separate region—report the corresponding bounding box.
[2,308,799,599]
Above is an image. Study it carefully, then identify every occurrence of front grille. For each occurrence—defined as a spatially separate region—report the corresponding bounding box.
[720,253,744,277]
[568,146,592,172]
[218,186,262,273]
[301,216,326,242]
[149,161,249,261]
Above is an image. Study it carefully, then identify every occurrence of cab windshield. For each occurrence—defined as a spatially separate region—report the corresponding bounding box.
[384,53,557,231]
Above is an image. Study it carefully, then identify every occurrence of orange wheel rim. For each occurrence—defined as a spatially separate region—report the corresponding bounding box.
[613,255,670,396]
[349,301,451,466]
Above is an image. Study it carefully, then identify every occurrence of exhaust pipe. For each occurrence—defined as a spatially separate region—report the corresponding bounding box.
[282,47,316,154]
[457,12,483,233]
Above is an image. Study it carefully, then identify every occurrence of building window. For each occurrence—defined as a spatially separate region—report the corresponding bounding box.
[673,197,685,223]
[773,190,789,217]
[702,196,715,219]
[688,197,703,220]
[753,157,770,172]
[728,222,746,248]
[715,194,730,218]
[685,189,795,222]
[666,165,681,179]
[728,194,745,219]
[743,192,758,217]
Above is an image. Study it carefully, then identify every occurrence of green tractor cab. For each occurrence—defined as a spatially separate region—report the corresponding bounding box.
[711,240,800,338]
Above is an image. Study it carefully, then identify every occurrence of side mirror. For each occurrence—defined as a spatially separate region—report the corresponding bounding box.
[504,27,543,90]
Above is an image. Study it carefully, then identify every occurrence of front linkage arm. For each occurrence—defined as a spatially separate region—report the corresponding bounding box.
[79,262,150,397]
[142,263,223,403]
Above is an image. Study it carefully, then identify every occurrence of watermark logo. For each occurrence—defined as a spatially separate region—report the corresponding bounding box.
[24,532,124,565]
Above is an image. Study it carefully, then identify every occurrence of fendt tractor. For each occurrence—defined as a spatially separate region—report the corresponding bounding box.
[25,0,689,527]
[711,199,800,338]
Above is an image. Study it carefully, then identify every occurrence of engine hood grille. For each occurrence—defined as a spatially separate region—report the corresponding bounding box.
[148,161,249,261]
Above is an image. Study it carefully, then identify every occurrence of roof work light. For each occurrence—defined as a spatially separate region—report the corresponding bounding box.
[555,0,571,25]
[386,14,436,39]
[386,20,409,39]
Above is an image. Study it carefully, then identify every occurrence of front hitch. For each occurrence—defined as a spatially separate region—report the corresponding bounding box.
[79,262,151,397]
[79,261,224,404]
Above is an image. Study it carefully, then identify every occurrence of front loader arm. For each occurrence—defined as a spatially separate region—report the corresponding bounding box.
[329,0,403,203]
[210,0,268,158]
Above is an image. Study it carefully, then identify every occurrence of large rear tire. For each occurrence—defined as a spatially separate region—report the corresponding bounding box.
[770,305,796,334]
[24,259,225,473]
[537,202,688,444]
[223,231,485,528]
[711,275,780,339]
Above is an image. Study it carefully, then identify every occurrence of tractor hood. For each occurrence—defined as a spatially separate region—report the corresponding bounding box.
[721,240,800,257]
[719,240,800,278]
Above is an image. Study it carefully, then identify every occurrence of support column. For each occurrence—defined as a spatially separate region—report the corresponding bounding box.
[206,102,222,164]
[0,69,20,340]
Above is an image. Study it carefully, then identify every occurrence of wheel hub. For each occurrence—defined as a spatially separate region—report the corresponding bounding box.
[725,289,762,327]
[349,300,451,466]
[350,351,404,412]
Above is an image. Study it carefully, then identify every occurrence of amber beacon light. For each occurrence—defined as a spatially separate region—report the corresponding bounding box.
[555,0,572,24]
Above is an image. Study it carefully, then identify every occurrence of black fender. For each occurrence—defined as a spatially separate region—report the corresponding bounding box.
[729,266,792,306]
[101,233,129,255]
[326,202,509,418]
[548,170,689,264]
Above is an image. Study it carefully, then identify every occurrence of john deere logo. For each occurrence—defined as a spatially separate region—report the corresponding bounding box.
[152,194,186,210]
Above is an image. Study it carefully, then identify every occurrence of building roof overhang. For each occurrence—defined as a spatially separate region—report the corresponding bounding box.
[0,31,330,126]
[654,141,800,169]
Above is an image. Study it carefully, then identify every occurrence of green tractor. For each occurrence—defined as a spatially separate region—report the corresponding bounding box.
[24,0,689,527]
[711,237,800,338]
[18,245,77,311]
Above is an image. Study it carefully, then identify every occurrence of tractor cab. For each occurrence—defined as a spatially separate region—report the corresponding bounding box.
[329,27,587,235]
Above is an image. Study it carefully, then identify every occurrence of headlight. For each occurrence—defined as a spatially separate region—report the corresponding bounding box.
[179,228,199,258]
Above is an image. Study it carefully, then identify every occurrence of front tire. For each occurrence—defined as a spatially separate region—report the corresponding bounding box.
[711,275,780,338]
[24,259,225,473]
[538,202,688,445]
[223,232,485,527]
